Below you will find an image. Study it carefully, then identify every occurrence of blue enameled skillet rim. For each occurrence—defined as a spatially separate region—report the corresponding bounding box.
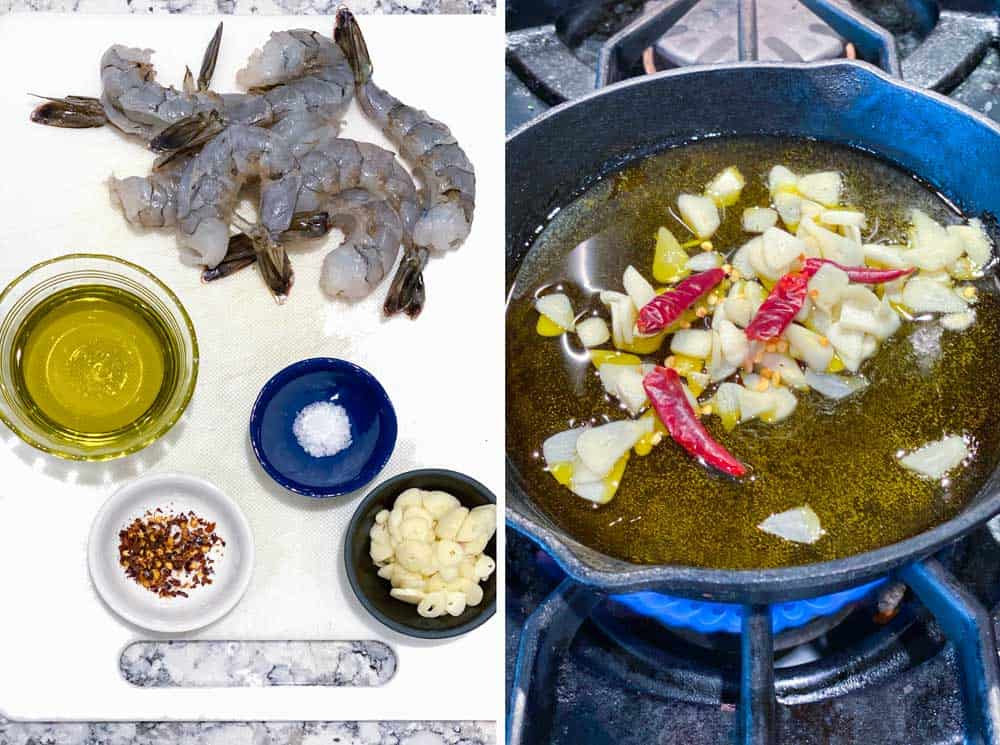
[506,59,1000,605]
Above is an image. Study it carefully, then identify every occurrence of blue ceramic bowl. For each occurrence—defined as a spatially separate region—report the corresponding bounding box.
[249,358,397,498]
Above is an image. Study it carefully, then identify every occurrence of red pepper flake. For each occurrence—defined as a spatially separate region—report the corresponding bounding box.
[643,366,747,478]
[637,268,726,334]
[118,509,225,599]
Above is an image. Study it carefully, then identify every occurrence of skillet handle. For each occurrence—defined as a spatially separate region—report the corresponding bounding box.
[507,578,604,745]
[899,559,1000,745]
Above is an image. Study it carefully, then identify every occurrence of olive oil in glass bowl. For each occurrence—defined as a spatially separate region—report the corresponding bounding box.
[0,255,198,461]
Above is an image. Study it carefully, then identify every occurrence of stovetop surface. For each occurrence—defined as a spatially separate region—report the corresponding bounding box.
[505,526,1000,745]
[505,0,1000,132]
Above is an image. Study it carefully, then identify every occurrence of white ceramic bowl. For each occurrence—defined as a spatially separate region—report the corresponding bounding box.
[88,473,254,633]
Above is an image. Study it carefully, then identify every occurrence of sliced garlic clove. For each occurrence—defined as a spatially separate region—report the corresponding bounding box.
[768,165,798,194]
[742,207,778,234]
[576,316,611,348]
[435,506,469,541]
[445,591,468,617]
[390,588,425,605]
[623,265,657,310]
[390,566,425,590]
[464,581,485,607]
[424,574,446,593]
[677,193,720,239]
[369,539,393,565]
[898,434,969,480]
[421,490,461,519]
[535,293,576,331]
[417,591,447,618]
[460,536,490,557]
[797,171,842,207]
[459,558,476,580]
[474,555,496,580]
[670,329,713,359]
[758,506,825,544]
[705,165,745,207]
[394,488,425,511]
[399,518,432,542]
[436,539,464,567]
[396,540,433,573]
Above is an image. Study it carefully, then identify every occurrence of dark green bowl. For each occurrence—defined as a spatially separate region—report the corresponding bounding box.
[345,468,497,639]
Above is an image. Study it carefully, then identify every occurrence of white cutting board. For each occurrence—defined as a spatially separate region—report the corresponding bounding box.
[0,12,504,722]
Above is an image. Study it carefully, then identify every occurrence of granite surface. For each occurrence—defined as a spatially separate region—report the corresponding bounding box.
[3,0,493,15]
[121,640,397,687]
[0,720,497,744]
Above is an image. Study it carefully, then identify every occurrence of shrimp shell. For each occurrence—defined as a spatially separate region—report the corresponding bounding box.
[319,189,404,300]
[109,155,190,229]
[335,9,475,255]
[175,124,301,269]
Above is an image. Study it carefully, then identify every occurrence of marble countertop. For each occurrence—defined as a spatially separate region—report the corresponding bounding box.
[0,640,496,743]
[119,641,398,687]
[0,719,497,744]
[4,0,493,15]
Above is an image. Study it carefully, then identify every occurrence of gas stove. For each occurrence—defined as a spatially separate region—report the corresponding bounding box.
[506,526,1000,745]
[506,0,1000,131]
[505,3,1000,744]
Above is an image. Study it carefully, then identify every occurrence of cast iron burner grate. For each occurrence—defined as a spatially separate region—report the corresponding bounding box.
[506,527,1000,745]
[506,0,1000,130]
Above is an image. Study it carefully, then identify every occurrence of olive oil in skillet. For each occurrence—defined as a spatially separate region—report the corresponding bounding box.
[507,136,1000,569]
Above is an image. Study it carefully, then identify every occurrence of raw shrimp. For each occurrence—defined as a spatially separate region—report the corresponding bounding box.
[296,137,420,243]
[319,189,404,300]
[33,25,353,153]
[154,29,355,153]
[237,30,353,127]
[221,135,420,300]
[175,124,301,299]
[335,8,476,317]
[33,24,227,140]
[99,45,224,142]
[109,155,191,229]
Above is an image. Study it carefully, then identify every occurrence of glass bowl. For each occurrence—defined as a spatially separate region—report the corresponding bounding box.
[0,254,198,461]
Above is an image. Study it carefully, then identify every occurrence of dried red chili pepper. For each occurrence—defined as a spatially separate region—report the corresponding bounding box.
[801,258,912,284]
[636,268,726,334]
[745,258,910,342]
[643,366,746,477]
[745,272,811,342]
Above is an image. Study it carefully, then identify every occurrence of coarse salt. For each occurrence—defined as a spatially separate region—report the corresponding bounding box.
[293,401,352,458]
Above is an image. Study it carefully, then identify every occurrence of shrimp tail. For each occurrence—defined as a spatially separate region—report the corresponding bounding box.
[150,110,225,153]
[383,246,429,319]
[202,234,257,282]
[29,94,107,128]
[334,8,373,85]
[197,22,224,92]
[254,234,295,303]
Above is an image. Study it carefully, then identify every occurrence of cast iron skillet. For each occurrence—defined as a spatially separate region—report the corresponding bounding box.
[506,26,1000,605]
